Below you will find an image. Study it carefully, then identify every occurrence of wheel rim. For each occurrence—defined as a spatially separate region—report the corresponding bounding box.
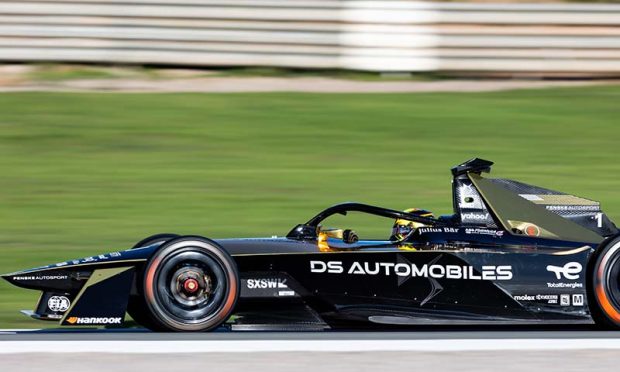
[154,249,227,324]
[145,238,238,331]
[170,267,211,307]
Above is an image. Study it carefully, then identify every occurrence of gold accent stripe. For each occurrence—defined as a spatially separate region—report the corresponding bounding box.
[60,266,133,324]
[551,246,593,256]
[535,195,599,206]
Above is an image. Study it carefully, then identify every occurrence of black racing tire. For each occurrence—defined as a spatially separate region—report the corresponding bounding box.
[127,233,180,330]
[591,234,620,329]
[141,236,239,332]
[133,233,180,251]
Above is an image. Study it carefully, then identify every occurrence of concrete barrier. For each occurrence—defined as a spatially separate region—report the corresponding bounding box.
[0,1,618,75]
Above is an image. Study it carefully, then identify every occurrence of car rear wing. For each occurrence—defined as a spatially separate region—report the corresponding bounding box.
[452,158,615,243]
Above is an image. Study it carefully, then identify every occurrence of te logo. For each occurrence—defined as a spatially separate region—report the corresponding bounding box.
[546,262,582,280]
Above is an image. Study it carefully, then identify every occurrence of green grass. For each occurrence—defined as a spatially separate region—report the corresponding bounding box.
[0,85,619,328]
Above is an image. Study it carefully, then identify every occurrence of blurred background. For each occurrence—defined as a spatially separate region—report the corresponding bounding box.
[0,0,619,328]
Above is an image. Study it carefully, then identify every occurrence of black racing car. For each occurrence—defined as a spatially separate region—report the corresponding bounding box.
[4,158,620,332]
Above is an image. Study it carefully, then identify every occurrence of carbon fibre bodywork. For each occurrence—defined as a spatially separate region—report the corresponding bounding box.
[3,159,619,330]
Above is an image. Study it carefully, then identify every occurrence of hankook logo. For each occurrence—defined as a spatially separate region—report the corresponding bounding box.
[546,262,582,280]
[66,317,122,325]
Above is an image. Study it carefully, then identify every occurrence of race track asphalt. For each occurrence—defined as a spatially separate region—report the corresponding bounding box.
[2,328,620,372]
[1,326,620,341]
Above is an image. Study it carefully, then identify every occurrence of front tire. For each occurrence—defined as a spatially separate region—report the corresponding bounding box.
[128,233,180,330]
[592,235,620,328]
[141,236,239,332]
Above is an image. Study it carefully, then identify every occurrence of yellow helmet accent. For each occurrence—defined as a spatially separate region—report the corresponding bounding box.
[394,208,429,228]
[391,208,433,241]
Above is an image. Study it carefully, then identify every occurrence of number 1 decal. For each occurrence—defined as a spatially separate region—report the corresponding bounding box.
[596,213,603,228]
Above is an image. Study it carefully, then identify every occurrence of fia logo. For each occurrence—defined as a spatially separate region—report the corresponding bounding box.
[47,296,70,313]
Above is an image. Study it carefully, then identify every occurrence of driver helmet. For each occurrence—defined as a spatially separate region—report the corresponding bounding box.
[390,208,432,241]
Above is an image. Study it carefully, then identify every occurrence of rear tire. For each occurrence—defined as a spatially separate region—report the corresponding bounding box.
[141,236,239,332]
[128,233,179,330]
[591,235,620,329]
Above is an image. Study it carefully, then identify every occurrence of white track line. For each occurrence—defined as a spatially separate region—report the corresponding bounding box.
[0,329,42,335]
[3,339,620,353]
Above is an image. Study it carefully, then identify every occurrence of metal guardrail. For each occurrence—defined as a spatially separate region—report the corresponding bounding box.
[0,1,619,74]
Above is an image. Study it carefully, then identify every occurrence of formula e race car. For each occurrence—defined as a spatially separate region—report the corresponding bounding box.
[4,158,620,332]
